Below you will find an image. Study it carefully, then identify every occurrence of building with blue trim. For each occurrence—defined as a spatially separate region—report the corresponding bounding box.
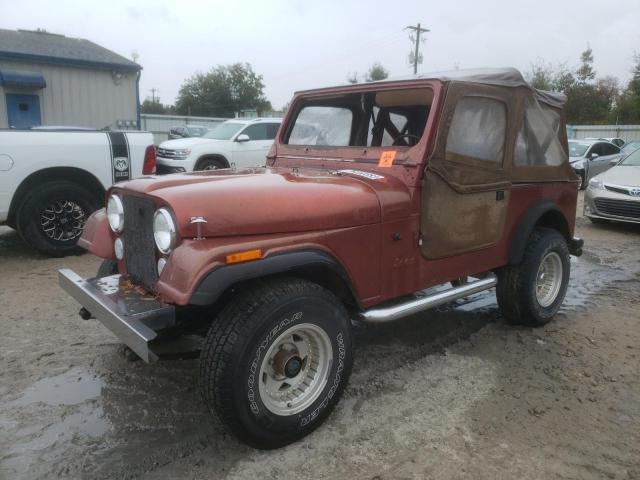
[0,29,141,129]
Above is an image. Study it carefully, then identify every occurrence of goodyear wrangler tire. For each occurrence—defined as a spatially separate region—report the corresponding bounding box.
[199,277,353,449]
[497,228,570,327]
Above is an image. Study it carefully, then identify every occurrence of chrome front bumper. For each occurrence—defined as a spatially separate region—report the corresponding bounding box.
[58,269,175,362]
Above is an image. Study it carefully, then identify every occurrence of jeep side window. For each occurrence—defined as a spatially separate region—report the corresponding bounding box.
[514,99,565,167]
[242,123,269,141]
[289,107,353,146]
[445,96,506,164]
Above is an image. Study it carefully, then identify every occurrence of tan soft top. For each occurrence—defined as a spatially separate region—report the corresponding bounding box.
[297,67,566,109]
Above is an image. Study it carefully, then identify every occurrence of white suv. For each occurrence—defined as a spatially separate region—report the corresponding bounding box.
[156,118,281,173]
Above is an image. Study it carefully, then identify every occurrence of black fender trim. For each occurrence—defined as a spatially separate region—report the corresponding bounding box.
[508,201,572,265]
[190,250,362,308]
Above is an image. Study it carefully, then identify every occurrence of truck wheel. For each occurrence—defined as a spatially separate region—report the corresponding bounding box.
[497,228,570,327]
[196,158,226,171]
[199,278,353,449]
[17,180,100,257]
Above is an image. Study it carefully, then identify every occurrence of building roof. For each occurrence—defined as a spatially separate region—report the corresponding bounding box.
[0,29,141,72]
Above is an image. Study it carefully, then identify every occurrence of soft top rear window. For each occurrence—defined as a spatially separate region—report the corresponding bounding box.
[285,88,433,148]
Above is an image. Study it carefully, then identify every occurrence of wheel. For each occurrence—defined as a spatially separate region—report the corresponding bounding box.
[497,228,570,327]
[17,180,100,257]
[199,277,353,449]
[196,157,226,171]
[97,259,118,277]
[578,171,587,190]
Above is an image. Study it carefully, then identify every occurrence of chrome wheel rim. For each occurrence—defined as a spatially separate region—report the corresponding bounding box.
[40,200,86,242]
[202,164,218,170]
[258,323,333,416]
[535,252,563,307]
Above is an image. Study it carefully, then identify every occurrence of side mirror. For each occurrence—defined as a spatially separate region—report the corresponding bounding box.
[236,134,250,143]
[589,153,599,160]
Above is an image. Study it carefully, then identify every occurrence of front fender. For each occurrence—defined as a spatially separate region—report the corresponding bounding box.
[78,208,115,260]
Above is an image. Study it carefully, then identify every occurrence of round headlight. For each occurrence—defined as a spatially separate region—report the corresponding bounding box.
[153,208,177,254]
[107,194,124,233]
[114,238,124,260]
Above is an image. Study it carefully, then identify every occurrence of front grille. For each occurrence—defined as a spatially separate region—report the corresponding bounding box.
[604,184,639,196]
[122,195,158,290]
[594,198,640,219]
[156,164,186,175]
[157,147,187,160]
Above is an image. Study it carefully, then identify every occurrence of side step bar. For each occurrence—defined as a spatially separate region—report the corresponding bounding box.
[359,273,497,323]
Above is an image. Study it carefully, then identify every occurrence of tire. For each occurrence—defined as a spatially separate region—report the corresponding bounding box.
[199,277,353,449]
[97,259,118,277]
[578,171,587,190]
[497,228,570,327]
[196,157,227,171]
[17,180,101,257]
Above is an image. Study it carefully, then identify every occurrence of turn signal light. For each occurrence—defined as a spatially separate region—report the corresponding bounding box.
[226,249,262,264]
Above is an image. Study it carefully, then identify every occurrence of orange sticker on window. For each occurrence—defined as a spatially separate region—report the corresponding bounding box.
[378,150,396,168]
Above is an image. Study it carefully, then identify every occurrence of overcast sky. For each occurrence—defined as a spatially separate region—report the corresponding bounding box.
[1,0,639,109]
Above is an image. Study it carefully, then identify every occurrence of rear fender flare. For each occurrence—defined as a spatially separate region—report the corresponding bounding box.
[508,202,571,265]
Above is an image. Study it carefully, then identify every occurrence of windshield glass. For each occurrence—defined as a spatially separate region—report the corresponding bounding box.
[187,126,208,137]
[203,122,245,140]
[622,141,640,154]
[568,141,589,157]
[285,88,432,148]
[620,148,640,166]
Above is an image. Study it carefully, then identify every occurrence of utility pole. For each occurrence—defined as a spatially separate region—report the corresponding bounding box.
[405,23,430,74]
[150,88,158,103]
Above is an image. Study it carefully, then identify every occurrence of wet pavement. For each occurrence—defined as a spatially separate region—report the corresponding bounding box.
[1,214,639,479]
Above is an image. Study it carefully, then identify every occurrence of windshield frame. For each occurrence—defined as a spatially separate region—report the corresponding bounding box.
[202,121,246,140]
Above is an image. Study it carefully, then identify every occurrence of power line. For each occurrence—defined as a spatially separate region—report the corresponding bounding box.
[405,23,430,74]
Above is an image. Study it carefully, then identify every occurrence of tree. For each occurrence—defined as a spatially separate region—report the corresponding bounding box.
[346,72,358,84]
[576,46,596,83]
[140,98,173,114]
[612,54,640,124]
[364,62,389,82]
[527,61,554,90]
[175,63,272,118]
[345,62,389,84]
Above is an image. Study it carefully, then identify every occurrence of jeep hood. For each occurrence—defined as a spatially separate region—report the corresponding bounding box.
[118,167,407,238]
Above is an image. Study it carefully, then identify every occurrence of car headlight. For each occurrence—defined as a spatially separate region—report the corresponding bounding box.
[588,178,604,190]
[107,194,124,232]
[153,208,177,253]
[174,148,191,156]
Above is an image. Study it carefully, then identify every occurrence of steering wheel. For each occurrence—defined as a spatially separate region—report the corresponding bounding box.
[392,133,421,146]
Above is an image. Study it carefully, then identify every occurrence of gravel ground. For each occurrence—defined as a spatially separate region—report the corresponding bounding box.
[1,193,639,480]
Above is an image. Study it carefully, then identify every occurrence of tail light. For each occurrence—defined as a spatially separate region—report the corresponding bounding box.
[143,145,156,175]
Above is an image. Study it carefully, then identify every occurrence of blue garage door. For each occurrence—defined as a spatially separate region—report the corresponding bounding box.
[6,94,41,129]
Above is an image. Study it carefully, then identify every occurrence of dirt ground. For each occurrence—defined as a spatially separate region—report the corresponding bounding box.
[1,192,639,480]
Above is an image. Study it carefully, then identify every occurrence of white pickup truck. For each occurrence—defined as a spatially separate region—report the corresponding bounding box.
[0,129,155,256]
